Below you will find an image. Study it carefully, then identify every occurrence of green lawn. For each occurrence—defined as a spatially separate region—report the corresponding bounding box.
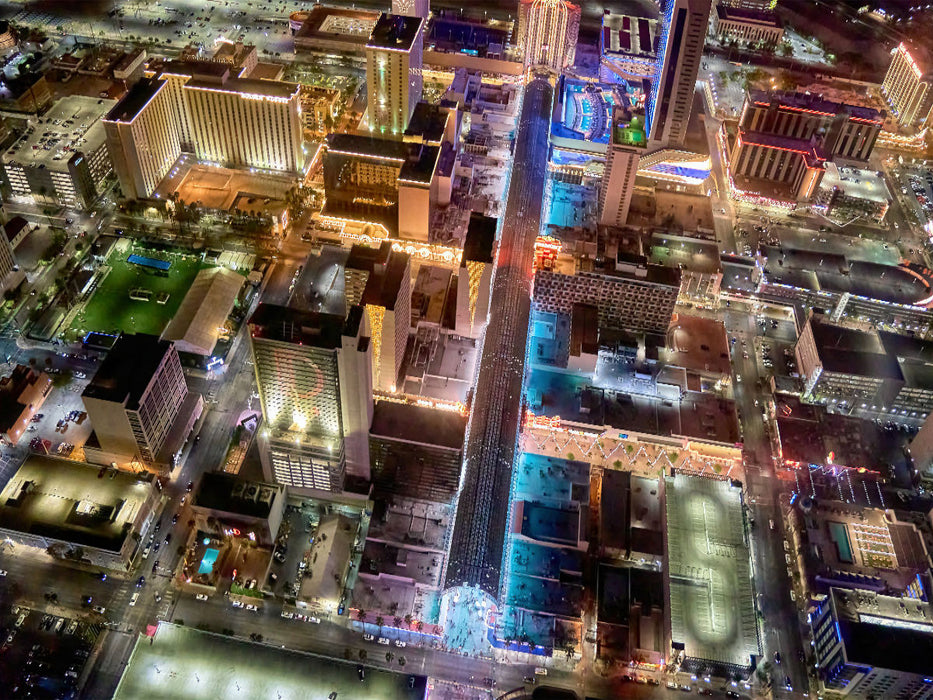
[67,248,205,339]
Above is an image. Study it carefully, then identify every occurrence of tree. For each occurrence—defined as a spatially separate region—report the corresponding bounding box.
[356,609,367,622]
[398,656,406,667]
[375,615,384,630]
[385,651,393,663]
[393,616,402,629]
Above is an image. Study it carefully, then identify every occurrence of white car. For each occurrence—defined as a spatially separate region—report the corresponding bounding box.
[245,604,258,612]
[0,570,7,577]
[394,640,406,648]
[129,592,139,607]
[377,637,390,645]
[195,593,208,601]
[231,600,244,608]
[363,633,375,642]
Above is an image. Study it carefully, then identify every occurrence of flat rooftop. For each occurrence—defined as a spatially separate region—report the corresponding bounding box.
[248,303,360,349]
[105,78,163,123]
[295,6,379,45]
[83,333,173,409]
[367,13,423,51]
[290,245,349,317]
[463,213,496,264]
[749,88,882,123]
[775,396,903,472]
[192,472,282,520]
[662,315,732,377]
[185,76,299,100]
[113,623,426,700]
[666,474,759,668]
[370,400,466,450]
[0,455,154,552]
[4,95,115,170]
[832,588,933,676]
[601,12,658,57]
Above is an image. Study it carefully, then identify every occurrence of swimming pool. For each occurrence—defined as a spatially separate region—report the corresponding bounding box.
[829,522,853,563]
[198,548,220,575]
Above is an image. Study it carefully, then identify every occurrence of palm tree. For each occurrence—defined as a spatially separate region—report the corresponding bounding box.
[393,616,402,629]
[356,609,367,623]
[375,615,384,633]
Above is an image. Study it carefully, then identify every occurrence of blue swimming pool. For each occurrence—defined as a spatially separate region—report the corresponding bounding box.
[829,522,853,563]
[198,548,219,575]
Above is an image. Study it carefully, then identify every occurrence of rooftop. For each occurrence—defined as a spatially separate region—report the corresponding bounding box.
[748,88,883,123]
[666,474,758,668]
[463,213,496,264]
[369,400,466,450]
[806,316,903,380]
[185,76,299,100]
[601,12,658,57]
[367,13,423,52]
[0,455,155,553]
[294,6,380,45]
[82,333,174,409]
[160,267,245,356]
[347,243,410,310]
[5,95,115,170]
[192,472,283,520]
[716,4,781,26]
[612,108,647,149]
[832,588,933,676]
[248,303,360,348]
[104,78,163,123]
[404,102,450,145]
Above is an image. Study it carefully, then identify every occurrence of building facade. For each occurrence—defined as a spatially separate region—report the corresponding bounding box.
[809,589,933,699]
[533,253,680,334]
[517,0,582,72]
[345,242,412,393]
[3,96,116,209]
[647,0,712,147]
[598,108,648,227]
[82,334,189,466]
[366,14,424,136]
[882,43,933,128]
[711,5,783,47]
[392,0,430,19]
[104,61,303,199]
[249,304,373,492]
[739,90,883,162]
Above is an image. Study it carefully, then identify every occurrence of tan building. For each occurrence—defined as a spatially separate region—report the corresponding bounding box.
[366,14,424,136]
[0,455,160,571]
[0,366,52,445]
[882,42,933,128]
[104,60,303,199]
[345,243,412,393]
[82,333,196,468]
[712,5,783,48]
[249,304,373,492]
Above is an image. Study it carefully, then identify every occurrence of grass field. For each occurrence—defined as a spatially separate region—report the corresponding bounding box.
[67,247,205,340]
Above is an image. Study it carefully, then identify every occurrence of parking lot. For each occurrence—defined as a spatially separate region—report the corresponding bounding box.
[0,604,97,698]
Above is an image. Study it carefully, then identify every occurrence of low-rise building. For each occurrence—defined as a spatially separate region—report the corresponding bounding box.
[712,5,783,48]
[293,6,380,59]
[190,472,286,547]
[533,245,680,335]
[0,365,51,445]
[0,455,159,570]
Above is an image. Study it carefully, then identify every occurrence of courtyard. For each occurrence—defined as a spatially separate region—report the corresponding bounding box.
[66,240,207,340]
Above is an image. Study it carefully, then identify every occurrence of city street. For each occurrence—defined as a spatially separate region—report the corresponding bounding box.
[446,74,552,595]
